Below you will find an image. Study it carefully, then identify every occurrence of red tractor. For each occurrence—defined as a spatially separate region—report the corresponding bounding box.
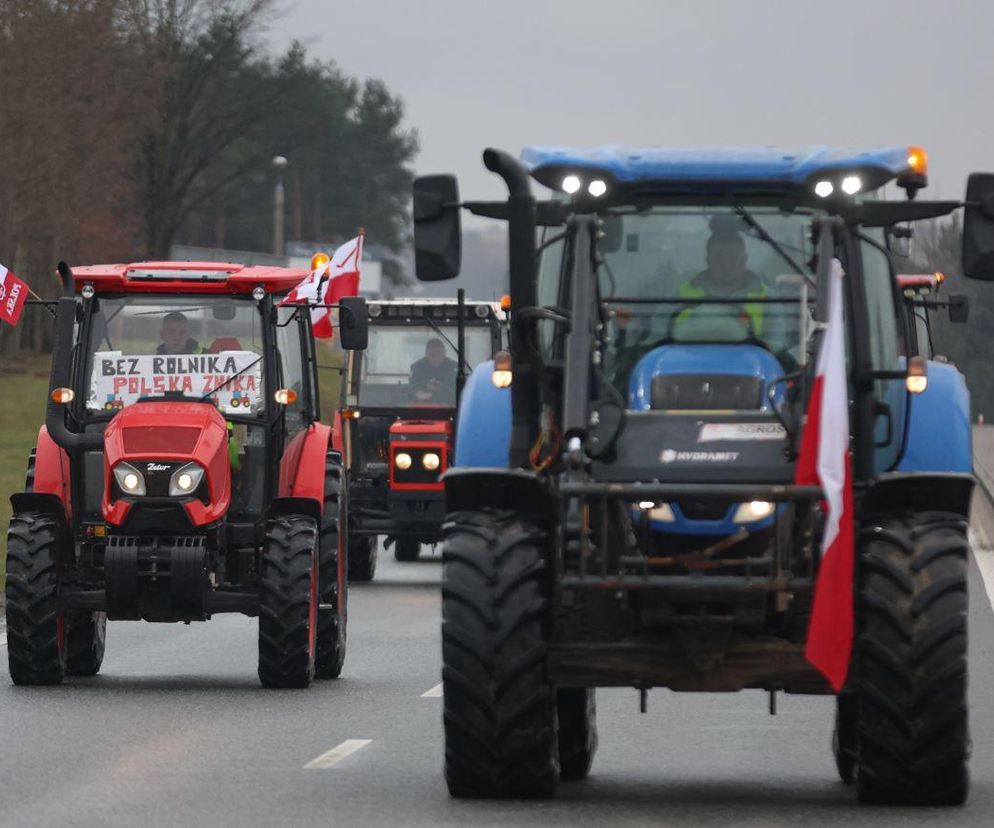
[335,297,503,578]
[5,260,367,688]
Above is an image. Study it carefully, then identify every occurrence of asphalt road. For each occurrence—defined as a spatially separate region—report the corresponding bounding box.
[4,475,994,825]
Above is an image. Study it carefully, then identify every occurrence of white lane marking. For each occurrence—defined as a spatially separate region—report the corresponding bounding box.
[421,682,443,698]
[0,632,6,649]
[970,526,994,612]
[304,739,372,770]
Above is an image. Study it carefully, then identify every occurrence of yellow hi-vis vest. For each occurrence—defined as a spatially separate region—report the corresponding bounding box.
[676,280,768,337]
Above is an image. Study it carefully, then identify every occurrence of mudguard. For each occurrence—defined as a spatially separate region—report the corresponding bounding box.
[30,426,72,519]
[444,467,552,515]
[898,360,971,473]
[278,422,332,515]
[453,360,511,468]
[862,472,974,519]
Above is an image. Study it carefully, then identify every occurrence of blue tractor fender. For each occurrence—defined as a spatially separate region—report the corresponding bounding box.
[453,360,511,468]
[898,359,972,473]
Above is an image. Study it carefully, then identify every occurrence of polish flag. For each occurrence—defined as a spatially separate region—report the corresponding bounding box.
[281,234,363,339]
[0,263,29,327]
[794,258,855,692]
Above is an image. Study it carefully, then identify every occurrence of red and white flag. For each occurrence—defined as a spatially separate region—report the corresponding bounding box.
[281,234,363,339]
[0,263,28,327]
[795,258,855,692]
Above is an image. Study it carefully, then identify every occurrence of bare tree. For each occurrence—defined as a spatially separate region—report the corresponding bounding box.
[118,0,291,256]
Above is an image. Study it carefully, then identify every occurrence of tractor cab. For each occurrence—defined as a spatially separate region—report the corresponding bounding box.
[6,260,367,688]
[337,298,502,576]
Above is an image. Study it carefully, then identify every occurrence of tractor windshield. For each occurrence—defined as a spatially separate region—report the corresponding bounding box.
[82,295,266,416]
[357,324,493,407]
[590,205,818,387]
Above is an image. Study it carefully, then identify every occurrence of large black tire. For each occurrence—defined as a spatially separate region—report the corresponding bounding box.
[394,538,420,563]
[833,694,858,785]
[315,455,347,679]
[66,611,107,677]
[855,511,969,806]
[5,511,68,686]
[441,509,559,798]
[557,688,597,780]
[258,515,319,689]
[348,534,377,582]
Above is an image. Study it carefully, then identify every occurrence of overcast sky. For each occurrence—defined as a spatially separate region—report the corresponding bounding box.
[275,0,991,207]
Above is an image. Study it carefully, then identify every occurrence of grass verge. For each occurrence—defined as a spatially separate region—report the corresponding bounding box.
[0,358,51,589]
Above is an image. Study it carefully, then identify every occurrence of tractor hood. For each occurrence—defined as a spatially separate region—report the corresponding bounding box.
[629,344,785,413]
[102,402,232,528]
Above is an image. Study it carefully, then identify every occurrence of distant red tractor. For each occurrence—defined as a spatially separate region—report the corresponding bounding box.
[335,297,503,578]
[5,260,367,688]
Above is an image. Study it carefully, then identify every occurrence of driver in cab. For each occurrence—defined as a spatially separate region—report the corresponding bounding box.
[157,311,204,355]
[675,225,768,337]
[609,220,773,386]
[410,338,457,403]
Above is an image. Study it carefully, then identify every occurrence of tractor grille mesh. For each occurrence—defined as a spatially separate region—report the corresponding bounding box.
[651,374,763,411]
[123,426,200,454]
[677,500,731,521]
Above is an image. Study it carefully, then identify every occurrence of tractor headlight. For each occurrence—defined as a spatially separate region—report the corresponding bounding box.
[638,500,676,523]
[422,452,440,471]
[169,462,205,497]
[113,462,146,496]
[395,452,412,470]
[732,501,775,523]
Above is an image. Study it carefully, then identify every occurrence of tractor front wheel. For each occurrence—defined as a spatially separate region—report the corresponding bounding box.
[316,456,347,679]
[441,509,559,798]
[5,511,68,686]
[394,538,420,563]
[348,534,377,582]
[832,694,858,785]
[855,510,969,806]
[258,515,319,689]
[558,688,597,780]
[66,611,107,677]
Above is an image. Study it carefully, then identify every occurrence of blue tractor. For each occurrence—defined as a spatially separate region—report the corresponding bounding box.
[415,146,994,805]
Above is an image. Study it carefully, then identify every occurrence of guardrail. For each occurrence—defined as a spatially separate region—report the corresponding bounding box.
[974,426,994,505]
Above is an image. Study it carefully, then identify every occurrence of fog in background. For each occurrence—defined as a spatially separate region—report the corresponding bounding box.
[278,0,990,206]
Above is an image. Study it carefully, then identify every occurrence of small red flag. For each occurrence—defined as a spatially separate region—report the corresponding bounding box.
[0,264,28,327]
[281,234,363,339]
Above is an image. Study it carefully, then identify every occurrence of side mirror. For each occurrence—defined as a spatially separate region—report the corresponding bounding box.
[963,173,994,280]
[338,296,368,350]
[948,294,969,323]
[413,174,461,281]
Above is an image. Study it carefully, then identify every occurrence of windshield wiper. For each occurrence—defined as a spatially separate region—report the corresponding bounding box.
[198,356,263,403]
[734,205,815,287]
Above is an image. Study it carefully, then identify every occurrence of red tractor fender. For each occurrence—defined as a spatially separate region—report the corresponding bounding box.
[31,426,72,519]
[278,422,332,516]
